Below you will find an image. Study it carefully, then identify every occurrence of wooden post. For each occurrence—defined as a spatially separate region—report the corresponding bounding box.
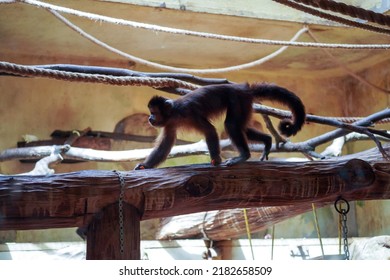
[216,240,233,260]
[86,202,141,260]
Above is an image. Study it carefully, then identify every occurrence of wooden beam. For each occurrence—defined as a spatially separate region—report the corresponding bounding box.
[86,202,140,260]
[0,146,389,232]
[156,204,327,240]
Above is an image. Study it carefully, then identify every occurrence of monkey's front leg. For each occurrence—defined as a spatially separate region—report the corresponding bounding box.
[200,121,222,166]
[134,127,176,170]
[207,136,222,166]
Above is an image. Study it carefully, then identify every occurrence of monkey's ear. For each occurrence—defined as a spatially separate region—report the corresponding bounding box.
[164,99,174,115]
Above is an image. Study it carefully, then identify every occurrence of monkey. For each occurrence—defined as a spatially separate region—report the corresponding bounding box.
[134,82,305,170]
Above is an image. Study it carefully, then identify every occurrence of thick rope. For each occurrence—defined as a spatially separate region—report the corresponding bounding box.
[50,9,308,74]
[2,61,390,125]
[293,0,390,27]
[321,116,390,125]
[273,0,390,35]
[14,0,390,49]
[0,61,199,90]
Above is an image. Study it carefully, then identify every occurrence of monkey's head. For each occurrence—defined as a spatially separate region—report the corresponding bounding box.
[147,96,174,127]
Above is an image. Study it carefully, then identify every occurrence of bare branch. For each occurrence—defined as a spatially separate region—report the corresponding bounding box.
[303,109,390,159]
[11,146,68,176]
[254,105,390,158]
[322,131,390,158]
[1,108,389,175]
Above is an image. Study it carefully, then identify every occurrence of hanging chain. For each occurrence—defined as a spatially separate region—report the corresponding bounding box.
[334,196,350,260]
[113,170,126,255]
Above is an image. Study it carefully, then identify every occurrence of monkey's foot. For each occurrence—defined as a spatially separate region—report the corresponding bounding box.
[225,157,247,166]
[260,151,269,161]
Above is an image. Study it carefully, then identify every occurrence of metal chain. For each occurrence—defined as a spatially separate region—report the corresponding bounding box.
[113,170,126,255]
[334,197,350,260]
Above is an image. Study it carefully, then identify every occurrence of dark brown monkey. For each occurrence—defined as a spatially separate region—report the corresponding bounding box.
[134,83,305,169]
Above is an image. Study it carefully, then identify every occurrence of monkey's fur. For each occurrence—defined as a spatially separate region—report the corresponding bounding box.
[135,83,305,169]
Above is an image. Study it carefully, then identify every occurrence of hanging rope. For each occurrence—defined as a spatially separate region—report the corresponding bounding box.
[0,61,199,90]
[3,1,390,91]
[273,0,390,35]
[49,9,308,74]
[13,0,390,49]
[48,7,390,90]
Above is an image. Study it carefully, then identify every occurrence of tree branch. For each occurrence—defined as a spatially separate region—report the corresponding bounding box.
[1,107,389,176]
[254,105,390,159]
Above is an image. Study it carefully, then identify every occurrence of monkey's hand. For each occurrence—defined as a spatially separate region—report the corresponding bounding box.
[134,163,150,170]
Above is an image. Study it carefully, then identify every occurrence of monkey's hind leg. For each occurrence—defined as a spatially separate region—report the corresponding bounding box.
[198,118,222,166]
[246,128,272,161]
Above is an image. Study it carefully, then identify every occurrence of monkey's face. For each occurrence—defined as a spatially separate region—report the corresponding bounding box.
[147,96,174,127]
[148,106,166,127]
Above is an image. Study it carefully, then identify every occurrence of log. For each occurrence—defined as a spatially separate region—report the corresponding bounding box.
[0,146,389,261]
[156,205,323,240]
[157,147,390,240]
[0,146,388,231]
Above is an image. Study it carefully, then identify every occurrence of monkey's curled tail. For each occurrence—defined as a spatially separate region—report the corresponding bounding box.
[249,83,306,137]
